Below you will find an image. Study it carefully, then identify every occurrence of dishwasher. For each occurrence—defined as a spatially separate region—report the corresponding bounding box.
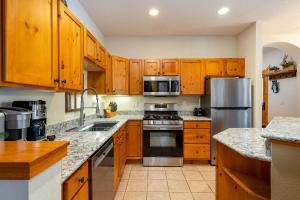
[89,137,114,200]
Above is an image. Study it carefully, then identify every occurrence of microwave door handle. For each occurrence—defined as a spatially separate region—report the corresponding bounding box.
[169,78,172,93]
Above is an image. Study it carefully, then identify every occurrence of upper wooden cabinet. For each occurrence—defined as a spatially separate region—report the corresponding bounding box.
[112,56,129,95]
[205,59,225,77]
[106,53,113,94]
[180,59,205,95]
[129,60,144,95]
[161,59,180,75]
[1,0,58,88]
[96,43,106,69]
[224,58,245,77]
[59,2,84,91]
[84,29,97,63]
[144,59,161,76]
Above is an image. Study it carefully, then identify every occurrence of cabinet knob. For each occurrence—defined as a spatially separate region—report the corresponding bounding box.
[78,176,85,184]
[54,78,60,83]
[61,80,67,84]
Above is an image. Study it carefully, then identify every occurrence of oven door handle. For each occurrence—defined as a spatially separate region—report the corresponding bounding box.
[143,125,183,131]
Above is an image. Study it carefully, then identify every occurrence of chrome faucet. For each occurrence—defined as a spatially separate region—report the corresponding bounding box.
[79,88,101,126]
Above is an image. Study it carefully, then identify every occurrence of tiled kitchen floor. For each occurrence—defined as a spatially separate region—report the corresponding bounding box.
[115,163,216,200]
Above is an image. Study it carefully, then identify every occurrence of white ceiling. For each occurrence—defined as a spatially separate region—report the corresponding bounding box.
[79,0,300,36]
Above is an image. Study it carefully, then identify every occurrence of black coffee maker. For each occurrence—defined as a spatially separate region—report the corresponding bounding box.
[12,100,47,141]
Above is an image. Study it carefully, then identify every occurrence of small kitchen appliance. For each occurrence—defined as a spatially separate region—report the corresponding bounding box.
[143,103,183,166]
[12,100,47,141]
[0,107,31,141]
[193,108,204,116]
[143,76,180,96]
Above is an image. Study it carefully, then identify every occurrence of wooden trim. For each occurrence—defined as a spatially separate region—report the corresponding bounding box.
[271,139,300,148]
[0,141,69,180]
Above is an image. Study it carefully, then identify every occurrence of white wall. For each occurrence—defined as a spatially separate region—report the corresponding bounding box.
[104,36,238,58]
[0,1,104,125]
[263,47,300,120]
[237,22,263,128]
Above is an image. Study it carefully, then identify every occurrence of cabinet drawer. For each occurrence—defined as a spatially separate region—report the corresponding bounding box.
[184,144,210,160]
[63,162,89,200]
[184,129,210,144]
[184,121,211,129]
[72,181,89,200]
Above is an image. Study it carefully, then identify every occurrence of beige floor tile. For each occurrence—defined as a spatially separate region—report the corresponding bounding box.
[122,171,131,180]
[115,191,125,200]
[166,171,185,180]
[130,171,148,180]
[164,167,183,171]
[148,171,166,180]
[148,167,165,171]
[167,180,190,192]
[126,180,148,192]
[148,179,169,192]
[118,179,128,192]
[183,171,204,180]
[170,193,193,200]
[192,192,215,200]
[197,165,215,172]
[182,164,199,171]
[123,192,147,200]
[187,180,212,193]
[201,171,216,181]
[147,192,170,200]
[207,181,216,192]
[131,165,148,171]
[124,165,133,172]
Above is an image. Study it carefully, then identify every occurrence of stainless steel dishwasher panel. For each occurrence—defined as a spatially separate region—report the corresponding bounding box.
[90,137,114,200]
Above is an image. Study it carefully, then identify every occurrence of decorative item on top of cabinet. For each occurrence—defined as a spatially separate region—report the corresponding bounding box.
[225,58,245,77]
[144,59,161,76]
[126,121,142,159]
[205,59,225,77]
[129,59,144,95]
[1,0,58,88]
[58,2,84,91]
[161,59,180,75]
[112,56,129,95]
[180,59,205,95]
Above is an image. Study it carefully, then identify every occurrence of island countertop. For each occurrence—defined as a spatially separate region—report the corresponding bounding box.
[213,128,271,162]
[0,141,69,180]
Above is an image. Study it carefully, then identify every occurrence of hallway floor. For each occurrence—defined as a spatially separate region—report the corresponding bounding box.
[115,163,216,200]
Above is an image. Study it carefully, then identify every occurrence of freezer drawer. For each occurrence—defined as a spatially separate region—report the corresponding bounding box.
[210,108,252,165]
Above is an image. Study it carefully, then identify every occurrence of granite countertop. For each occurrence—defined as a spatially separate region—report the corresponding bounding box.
[213,128,271,162]
[261,117,300,143]
[55,116,142,182]
[180,115,211,121]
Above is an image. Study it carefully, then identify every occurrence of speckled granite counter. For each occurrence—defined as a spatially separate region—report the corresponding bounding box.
[213,128,270,162]
[261,117,300,143]
[180,115,211,121]
[55,115,143,182]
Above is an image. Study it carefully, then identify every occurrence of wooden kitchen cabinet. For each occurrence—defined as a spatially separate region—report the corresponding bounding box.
[129,60,144,95]
[63,162,89,200]
[224,58,245,77]
[126,121,142,159]
[106,53,113,94]
[84,29,97,63]
[205,59,225,77]
[112,56,129,94]
[180,59,205,95]
[96,42,106,69]
[161,59,180,75]
[184,121,211,160]
[59,2,84,91]
[1,0,58,88]
[144,59,161,76]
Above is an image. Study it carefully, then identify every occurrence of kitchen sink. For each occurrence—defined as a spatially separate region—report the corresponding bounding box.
[68,121,118,132]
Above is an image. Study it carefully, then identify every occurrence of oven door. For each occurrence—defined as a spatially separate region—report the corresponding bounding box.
[143,129,183,157]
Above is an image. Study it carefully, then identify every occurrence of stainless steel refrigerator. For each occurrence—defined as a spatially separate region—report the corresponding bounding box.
[201,78,252,165]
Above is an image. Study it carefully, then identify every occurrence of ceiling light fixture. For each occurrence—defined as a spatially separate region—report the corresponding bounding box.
[218,7,229,15]
[149,8,159,16]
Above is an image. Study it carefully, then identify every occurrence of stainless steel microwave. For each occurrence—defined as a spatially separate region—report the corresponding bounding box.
[143,76,180,96]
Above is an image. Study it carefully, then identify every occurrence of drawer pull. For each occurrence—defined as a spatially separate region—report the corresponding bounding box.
[196,151,199,154]
[78,176,85,184]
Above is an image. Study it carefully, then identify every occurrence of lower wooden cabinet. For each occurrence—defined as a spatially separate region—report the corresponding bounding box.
[63,162,89,200]
[184,121,211,161]
[126,121,142,159]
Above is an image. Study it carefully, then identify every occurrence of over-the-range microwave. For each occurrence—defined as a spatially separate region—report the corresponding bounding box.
[143,76,180,96]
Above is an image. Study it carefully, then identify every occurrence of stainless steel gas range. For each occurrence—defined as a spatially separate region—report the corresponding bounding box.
[142,103,183,166]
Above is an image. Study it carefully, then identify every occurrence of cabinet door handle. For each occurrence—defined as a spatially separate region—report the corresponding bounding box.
[78,176,85,184]
[61,80,67,84]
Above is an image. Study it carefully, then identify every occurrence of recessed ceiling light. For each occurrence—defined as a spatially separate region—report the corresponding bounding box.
[218,7,229,15]
[149,8,159,16]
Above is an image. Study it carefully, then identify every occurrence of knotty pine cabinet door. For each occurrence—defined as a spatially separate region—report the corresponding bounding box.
[59,2,84,91]
[161,59,180,75]
[180,59,205,95]
[105,53,113,94]
[144,59,161,76]
[126,121,142,159]
[205,59,225,77]
[112,56,129,95]
[84,29,97,63]
[96,43,106,69]
[129,60,144,95]
[224,58,245,77]
[2,0,58,88]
